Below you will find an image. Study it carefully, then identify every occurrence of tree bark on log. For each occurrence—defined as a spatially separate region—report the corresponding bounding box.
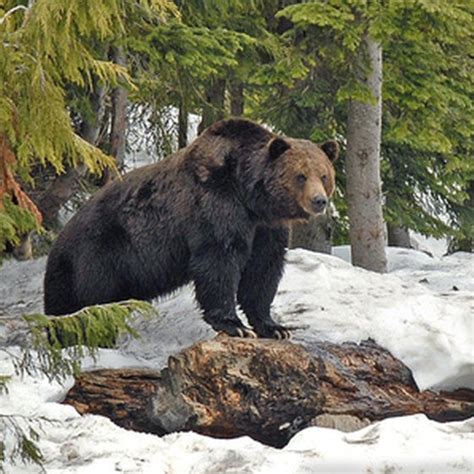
[63,337,473,448]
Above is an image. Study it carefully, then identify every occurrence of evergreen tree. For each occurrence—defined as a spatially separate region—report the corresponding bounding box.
[0,0,177,251]
[381,1,473,245]
[271,0,473,252]
[1,0,471,254]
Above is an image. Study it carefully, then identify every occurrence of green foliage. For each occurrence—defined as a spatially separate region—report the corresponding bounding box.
[1,0,126,173]
[0,299,156,471]
[381,2,473,154]
[16,300,156,383]
[382,142,473,238]
[128,7,260,102]
[379,1,473,238]
[0,197,40,255]
[271,0,474,242]
[0,376,10,395]
[128,18,255,113]
[19,427,43,468]
[0,0,177,249]
[0,417,44,472]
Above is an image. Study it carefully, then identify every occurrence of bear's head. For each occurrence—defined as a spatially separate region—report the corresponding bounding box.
[187,118,338,223]
[261,136,339,221]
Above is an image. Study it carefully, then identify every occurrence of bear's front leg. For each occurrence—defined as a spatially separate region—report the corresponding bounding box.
[237,226,291,339]
[190,248,257,338]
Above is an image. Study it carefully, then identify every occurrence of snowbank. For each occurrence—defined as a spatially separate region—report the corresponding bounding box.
[35,415,474,473]
[0,347,472,474]
[123,247,474,391]
[0,247,473,472]
[279,248,474,390]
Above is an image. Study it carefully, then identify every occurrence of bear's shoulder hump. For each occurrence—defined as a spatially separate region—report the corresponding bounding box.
[205,118,273,144]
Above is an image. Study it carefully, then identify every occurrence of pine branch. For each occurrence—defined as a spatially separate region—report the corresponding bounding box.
[0,299,155,471]
[16,300,156,383]
[0,415,45,472]
[0,376,10,395]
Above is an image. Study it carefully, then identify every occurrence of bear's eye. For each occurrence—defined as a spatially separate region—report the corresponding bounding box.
[296,174,307,186]
[321,174,328,184]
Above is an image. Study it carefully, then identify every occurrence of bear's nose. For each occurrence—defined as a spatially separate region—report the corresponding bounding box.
[311,195,328,213]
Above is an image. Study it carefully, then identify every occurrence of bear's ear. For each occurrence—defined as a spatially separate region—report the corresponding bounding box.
[268,137,290,160]
[320,140,339,162]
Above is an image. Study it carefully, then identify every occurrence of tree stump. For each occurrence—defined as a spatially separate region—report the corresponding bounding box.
[63,337,474,448]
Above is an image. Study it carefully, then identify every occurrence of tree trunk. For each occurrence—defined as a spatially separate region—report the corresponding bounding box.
[12,233,33,260]
[385,193,411,248]
[35,82,106,229]
[34,166,85,230]
[289,209,333,254]
[450,179,473,253]
[178,98,188,149]
[198,78,226,134]
[229,75,244,116]
[387,223,411,248]
[64,337,473,449]
[346,33,387,272]
[102,47,128,184]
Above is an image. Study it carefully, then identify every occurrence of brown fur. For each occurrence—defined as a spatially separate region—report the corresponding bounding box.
[269,138,337,219]
[44,118,338,339]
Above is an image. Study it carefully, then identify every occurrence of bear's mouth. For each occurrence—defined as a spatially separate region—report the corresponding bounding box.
[302,201,327,218]
[306,208,324,217]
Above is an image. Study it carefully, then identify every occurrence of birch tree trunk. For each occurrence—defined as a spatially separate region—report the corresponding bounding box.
[346,34,387,272]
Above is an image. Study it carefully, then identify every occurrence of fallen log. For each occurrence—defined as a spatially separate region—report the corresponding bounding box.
[63,336,474,448]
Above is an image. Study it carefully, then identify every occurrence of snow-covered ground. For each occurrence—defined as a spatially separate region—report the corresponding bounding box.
[0,247,473,473]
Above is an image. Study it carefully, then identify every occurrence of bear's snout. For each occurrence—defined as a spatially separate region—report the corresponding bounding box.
[311,194,328,213]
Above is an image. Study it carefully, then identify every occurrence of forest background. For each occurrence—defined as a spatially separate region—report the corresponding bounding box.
[0,0,472,272]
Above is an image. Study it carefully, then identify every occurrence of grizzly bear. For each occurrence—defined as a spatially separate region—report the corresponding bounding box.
[44,119,338,339]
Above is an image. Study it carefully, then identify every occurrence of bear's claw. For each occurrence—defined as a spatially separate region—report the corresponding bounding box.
[236,327,258,338]
[272,326,291,340]
[252,323,292,340]
[217,326,258,338]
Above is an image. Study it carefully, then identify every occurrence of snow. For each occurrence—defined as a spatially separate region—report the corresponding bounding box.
[411,233,449,258]
[287,247,474,390]
[0,246,473,472]
[125,107,200,170]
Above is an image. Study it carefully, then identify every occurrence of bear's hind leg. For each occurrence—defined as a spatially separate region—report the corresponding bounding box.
[237,226,291,339]
[44,253,80,316]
